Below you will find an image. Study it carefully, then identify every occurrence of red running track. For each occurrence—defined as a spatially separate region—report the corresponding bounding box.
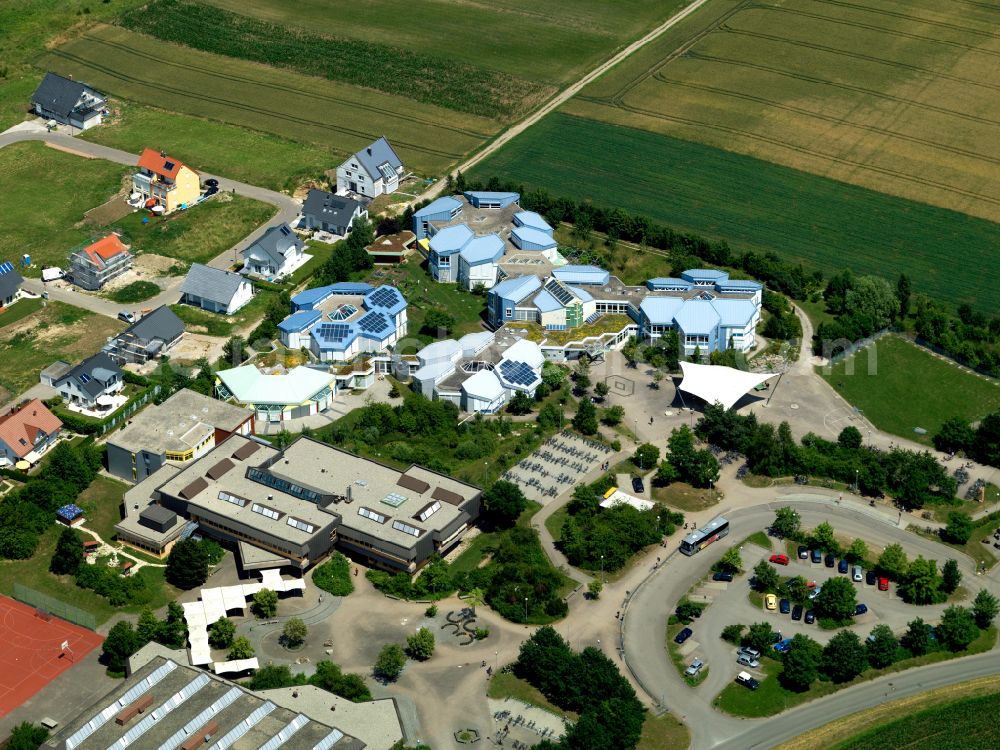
[0,595,103,717]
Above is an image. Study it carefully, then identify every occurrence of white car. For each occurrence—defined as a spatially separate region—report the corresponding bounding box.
[808,586,822,600]
[685,658,705,677]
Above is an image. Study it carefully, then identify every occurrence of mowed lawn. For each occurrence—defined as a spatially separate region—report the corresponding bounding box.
[113,194,275,266]
[40,24,499,176]
[569,0,1000,225]
[469,113,1000,313]
[0,142,128,274]
[821,335,1000,443]
[0,302,124,405]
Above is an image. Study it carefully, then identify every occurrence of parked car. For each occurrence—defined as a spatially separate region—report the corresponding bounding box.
[738,647,762,660]
[204,178,219,188]
[824,554,835,568]
[765,594,777,611]
[737,654,760,668]
[792,604,803,621]
[713,571,734,582]
[632,476,644,494]
[804,609,816,624]
[779,598,791,614]
[769,554,790,566]
[810,549,822,563]
[675,627,693,644]
[736,671,760,690]
[798,545,809,559]
[685,658,704,677]
[838,559,849,574]
[878,577,890,591]
[774,638,792,653]
[808,586,822,600]
[855,603,869,616]
[117,310,135,324]
[866,570,878,585]
[853,565,864,582]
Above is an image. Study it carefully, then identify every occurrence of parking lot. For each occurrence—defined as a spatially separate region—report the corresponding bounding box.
[675,539,960,700]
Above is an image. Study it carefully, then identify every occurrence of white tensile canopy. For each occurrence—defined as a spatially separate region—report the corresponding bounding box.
[677,362,776,411]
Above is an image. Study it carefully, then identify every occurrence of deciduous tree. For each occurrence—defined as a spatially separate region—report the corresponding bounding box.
[972,589,999,629]
[771,507,801,539]
[482,480,527,529]
[814,576,857,622]
[283,618,308,647]
[752,560,779,592]
[901,617,931,656]
[374,643,406,681]
[781,634,821,691]
[49,527,82,575]
[228,636,254,660]
[406,627,435,660]
[865,624,899,669]
[821,630,867,683]
[941,559,962,594]
[209,617,236,649]
[253,588,278,618]
[936,606,979,652]
[165,538,209,590]
[876,543,909,580]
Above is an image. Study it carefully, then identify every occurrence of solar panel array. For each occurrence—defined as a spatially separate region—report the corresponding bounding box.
[499,359,537,387]
[367,287,400,310]
[0,261,14,275]
[545,278,575,306]
[357,311,389,335]
[315,323,351,342]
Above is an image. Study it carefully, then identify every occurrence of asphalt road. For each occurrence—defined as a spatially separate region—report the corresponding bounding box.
[0,128,300,317]
[620,497,1000,750]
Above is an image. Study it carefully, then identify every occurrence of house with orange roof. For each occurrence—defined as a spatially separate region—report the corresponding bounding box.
[132,148,200,214]
[68,233,133,290]
[0,399,62,467]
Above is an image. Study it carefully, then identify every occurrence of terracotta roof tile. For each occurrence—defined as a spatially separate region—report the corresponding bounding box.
[0,400,62,459]
[137,147,193,180]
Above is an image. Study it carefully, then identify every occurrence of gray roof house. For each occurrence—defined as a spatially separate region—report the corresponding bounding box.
[0,260,23,307]
[302,189,368,236]
[336,136,405,198]
[104,305,184,365]
[180,263,254,315]
[49,352,123,410]
[31,71,106,130]
[240,223,306,279]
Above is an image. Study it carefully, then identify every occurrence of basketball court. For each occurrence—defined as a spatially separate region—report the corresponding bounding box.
[0,595,103,717]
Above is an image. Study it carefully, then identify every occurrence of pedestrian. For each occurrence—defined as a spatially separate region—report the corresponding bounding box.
[615,611,620,619]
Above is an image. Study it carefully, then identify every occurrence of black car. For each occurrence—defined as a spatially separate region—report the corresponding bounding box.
[792,604,803,621]
[824,554,835,568]
[854,604,868,616]
[866,570,877,585]
[674,627,693,644]
[804,609,816,624]
[632,476,645,494]
[838,559,849,574]
[797,545,809,559]
[811,549,822,563]
[713,571,734,582]
[204,178,219,188]
[779,598,791,614]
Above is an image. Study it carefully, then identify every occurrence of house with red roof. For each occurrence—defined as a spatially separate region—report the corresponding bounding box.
[132,148,200,214]
[0,399,62,467]
[68,233,133,290]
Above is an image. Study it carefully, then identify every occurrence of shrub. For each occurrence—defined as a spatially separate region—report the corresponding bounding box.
[406,627,435,660]
[721,624,745,643]
[374,643,406,681]
[313,553,354,596]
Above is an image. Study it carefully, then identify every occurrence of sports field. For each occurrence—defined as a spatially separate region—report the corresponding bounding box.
[470,113,1000,312]
[821,335,1000,444]
[0,595,103,718]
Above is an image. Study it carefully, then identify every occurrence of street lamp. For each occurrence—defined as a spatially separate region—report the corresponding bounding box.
[601,554,605,584]
[524,597,528,622]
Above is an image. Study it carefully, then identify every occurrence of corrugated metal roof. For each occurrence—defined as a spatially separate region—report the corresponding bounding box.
[716,279,763,290]
[512,211,553,234]
[639,296,684,324]
[278,310,322,333]
[414,196,462,218]
[552,265,609,285]
[428,224,473,256]
[533,288,562,313]
[292,282,372,308]
[216,365,334,405]
[647,277,692,290]
[674,299,721,334]
[180,263,248,307]
[681,268,728,282]
[490,274,542,303]
[511,226,556,249]
[460,234,504,265]
[712,298,758,327]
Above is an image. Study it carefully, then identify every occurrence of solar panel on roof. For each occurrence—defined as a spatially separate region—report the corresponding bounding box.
[279,225,290,235]
[163,161,175,171]
[316,323,350,341]
[0,261,13,275]
[367,287,400,309]
[357,311,389,334]
[544,278,574,305]
[499,359,537,387]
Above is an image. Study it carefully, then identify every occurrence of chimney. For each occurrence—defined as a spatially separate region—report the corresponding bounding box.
[268,494,273,500]
[366,148,372,156]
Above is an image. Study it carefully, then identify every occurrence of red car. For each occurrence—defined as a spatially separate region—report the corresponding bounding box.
[769,554,790,566]
[878,577,889,591]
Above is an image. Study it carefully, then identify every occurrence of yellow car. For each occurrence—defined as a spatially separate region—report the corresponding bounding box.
[765,594,777,611]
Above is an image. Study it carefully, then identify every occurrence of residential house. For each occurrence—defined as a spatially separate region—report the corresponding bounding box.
[180,263,253,315]
[335,136,405,198]
[31,72,105,130]
[132,148,200,214]
[105,305,185,365]
[0,260,24,307]
[0,399,62,467]
[67,233,132,290]
[240,223,306,279]
[301,189,367,236]
[49,352,123,411]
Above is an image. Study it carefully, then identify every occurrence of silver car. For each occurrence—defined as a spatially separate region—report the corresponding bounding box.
[685,658,705,677]
[737,654,760,668]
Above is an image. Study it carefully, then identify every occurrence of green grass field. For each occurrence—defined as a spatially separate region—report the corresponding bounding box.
[0,301,123,405]
[470,113,1000,312]
[829,689,1000,750]
[39,23,499,176]
[0,142,128,274]
[821,335,1000,444]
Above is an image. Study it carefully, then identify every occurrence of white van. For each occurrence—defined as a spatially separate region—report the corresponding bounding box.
[853,565,863,582]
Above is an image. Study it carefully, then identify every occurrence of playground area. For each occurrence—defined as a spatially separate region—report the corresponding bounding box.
[0,595,103,717]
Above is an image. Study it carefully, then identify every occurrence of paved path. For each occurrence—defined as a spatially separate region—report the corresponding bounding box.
[0,128,300,318]
[411,0,715,205]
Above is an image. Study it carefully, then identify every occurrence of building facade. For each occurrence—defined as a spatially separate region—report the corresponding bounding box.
[0,399,62,467]
[132,149,200,214]
[240,223,307,279]
[67,234,132,291]
[180,263,254,315]
[301,190,367,236]
[31,72,105,130]
[104,306,185,365]
[335,136,405,198]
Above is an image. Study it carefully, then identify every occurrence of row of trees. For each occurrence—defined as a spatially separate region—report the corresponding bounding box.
[697,405,956,508]
[515,627,646,750]
[934,411,1000,469]
[246,661,372,702]
[311,216,375,286]
[101,603,188,674]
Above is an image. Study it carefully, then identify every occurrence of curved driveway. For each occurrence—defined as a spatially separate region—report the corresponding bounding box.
[620,495,999,750]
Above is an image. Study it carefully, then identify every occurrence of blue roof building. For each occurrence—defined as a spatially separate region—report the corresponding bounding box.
[488,275,543,327]
[462,191,520,209]
[413,196,463,239]
[682,268,729,286]
[552,265,610,286]
[647,277,693,292]
[512,211,553,235]
[459,235,505,266]
[511,226,557,253]
[291,282,373,311]
[427,225,473,283]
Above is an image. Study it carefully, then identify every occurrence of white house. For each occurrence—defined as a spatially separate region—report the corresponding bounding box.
[31,72,106,130]
[180,263,254,315]
[48,352,123,411]
[336,136,405,198]
[241,224,307,280]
